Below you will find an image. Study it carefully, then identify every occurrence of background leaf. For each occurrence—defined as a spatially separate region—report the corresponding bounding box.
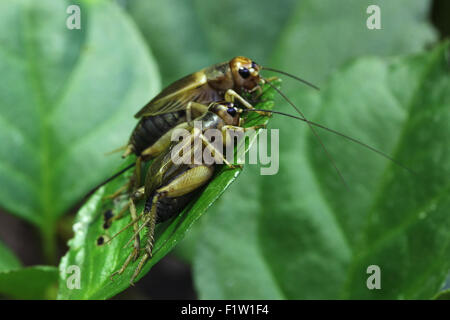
[0,240,21,272]
[0,240,57,300]
[127,0,298,85]
[193,43,449,299]
[57,83,279,299]
[434,289,450,300]
[0,265,58,299]
[128,0,436,86]
[0,0,160,260]
[271,0,437,84]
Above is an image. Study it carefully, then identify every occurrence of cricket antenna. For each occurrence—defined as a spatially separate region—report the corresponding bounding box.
[247,108,415,175]
[262,67,320,91]
[89,162,136,194]
[262,78,349,188]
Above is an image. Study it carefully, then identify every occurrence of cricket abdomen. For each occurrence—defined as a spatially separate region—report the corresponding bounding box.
[130,111,186,156]
[145,192,196,224]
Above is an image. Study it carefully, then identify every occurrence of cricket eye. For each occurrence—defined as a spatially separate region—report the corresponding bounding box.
[227,107,237,116]
[238,67,250,79]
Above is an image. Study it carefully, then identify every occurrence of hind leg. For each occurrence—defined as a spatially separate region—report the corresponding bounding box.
[129,165,214,284]
[110,196,144,280]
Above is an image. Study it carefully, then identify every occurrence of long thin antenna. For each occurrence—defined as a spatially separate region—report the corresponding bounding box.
[247,108,415,174]
[90,162,136,193]
[105,213,141,245]
[263,79,348,188]
[262,67,320,91]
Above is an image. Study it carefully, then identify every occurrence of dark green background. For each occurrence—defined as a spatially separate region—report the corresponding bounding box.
[0,0,448,299]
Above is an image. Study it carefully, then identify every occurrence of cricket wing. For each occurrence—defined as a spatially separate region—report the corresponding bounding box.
[134,71,216,118]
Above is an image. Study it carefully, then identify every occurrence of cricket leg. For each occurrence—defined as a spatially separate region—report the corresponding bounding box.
[105,155,142,200]
[186,101,209,125]
[110,197,145,281]
[129,165,214,285]
[222,124,267,132]
[129,198,141,261]
[224,89,271,117]
[225,89,254,109]
[220,125,266,166]
[221,124,266,148]
[129,196,157,285]
[104,181,130,200]
[110,186,145,222]
[110,251,134,281]
[190,128,239,168]
[252,76,279,101]
[140,122,191,159]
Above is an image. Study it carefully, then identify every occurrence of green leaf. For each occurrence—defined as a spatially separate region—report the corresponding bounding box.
[272,0,437,85]
[127,0,297,85]
[128,0,436,87]
[57,82,280,299]
[193,43,450,299]
[0,240,21,272]
[0,266,58,299]
[0,241,56,299]
[434,288,450,300]
[0,0,160,259]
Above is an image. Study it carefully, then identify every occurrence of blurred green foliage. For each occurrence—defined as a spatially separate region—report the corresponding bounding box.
[0,0,160,263]
[0,240,21,272]
[0,265,58,299]
[0,0,448,299]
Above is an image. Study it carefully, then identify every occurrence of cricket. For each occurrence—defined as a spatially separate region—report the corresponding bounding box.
[100,56,408,285]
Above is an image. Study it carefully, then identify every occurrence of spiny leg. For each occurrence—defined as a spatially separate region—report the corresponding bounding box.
[110,250,134,281]
[129,198,141,261]
[130,193,159,285]
[109,193,145,281]
[110,199,144,280]
[129,165,214,284]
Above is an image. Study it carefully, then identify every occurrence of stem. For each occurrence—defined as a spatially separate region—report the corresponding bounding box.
[40,223,57,265]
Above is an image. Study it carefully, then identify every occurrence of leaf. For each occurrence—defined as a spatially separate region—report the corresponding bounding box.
[0,241,57,299]
[0,266,58,299]
[0,240,21,272]
[128,0,435,87]
[193,43,450,299]
[127,0,297,85]
[57,82,280,299]
[0,0,160,259]
[272,0,436,84]
[434,289,450,300]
